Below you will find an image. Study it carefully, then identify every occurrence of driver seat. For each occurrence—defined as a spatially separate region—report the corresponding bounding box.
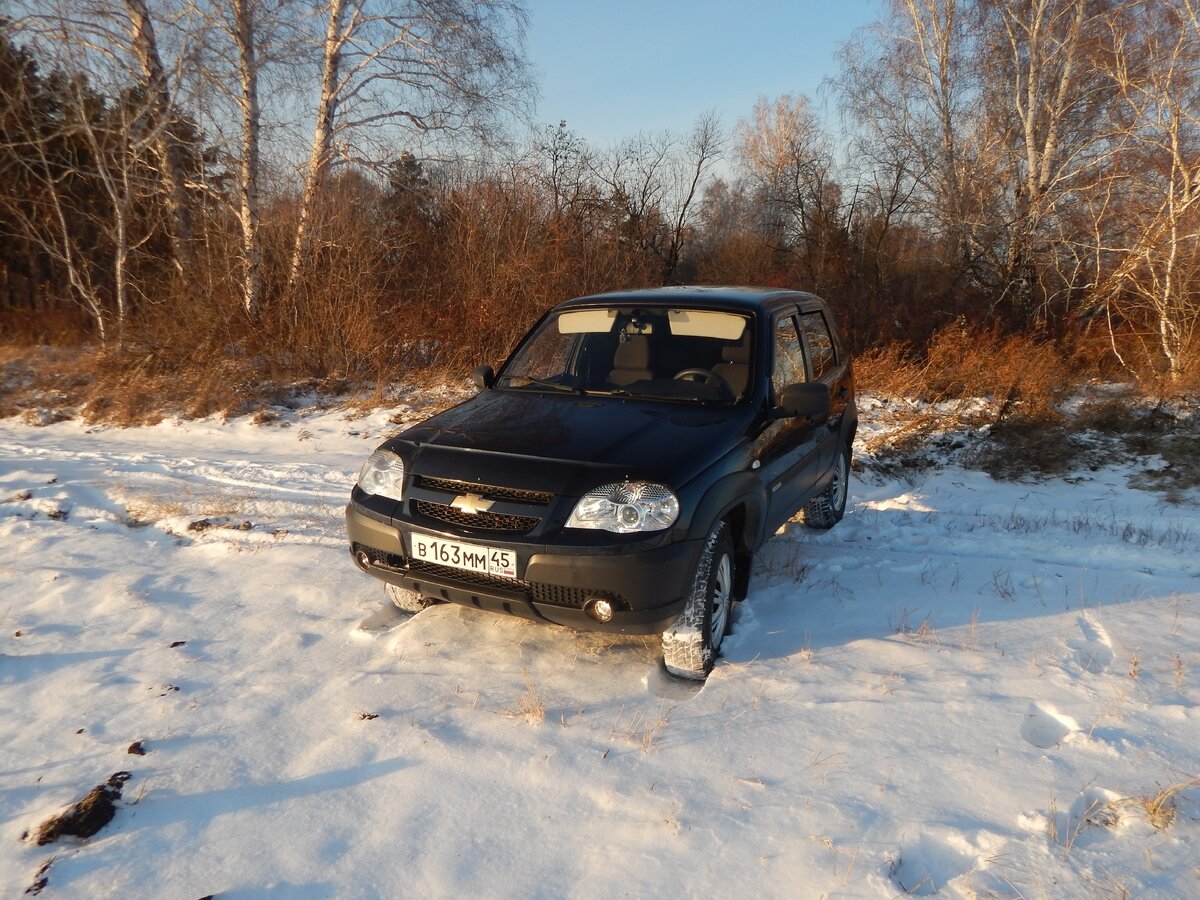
[609,335,653,385]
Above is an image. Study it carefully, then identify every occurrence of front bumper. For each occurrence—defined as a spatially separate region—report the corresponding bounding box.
[345,498,699,634]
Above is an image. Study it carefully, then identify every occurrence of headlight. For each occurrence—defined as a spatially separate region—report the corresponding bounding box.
[566,482,679,533]
[356,449,405,500]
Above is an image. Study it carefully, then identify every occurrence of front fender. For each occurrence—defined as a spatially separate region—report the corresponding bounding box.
[684,471,768,552]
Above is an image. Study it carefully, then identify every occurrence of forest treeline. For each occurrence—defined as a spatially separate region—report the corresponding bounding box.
[2,0,1198,410]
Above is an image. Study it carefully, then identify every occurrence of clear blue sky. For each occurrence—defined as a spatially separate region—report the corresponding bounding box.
[523,0,883,146]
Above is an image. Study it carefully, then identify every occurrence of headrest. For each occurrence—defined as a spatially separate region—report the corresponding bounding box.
[722,331,752,364]
[614,335,650,368]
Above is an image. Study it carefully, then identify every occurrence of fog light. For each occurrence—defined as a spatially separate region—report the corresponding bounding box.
[355,549,372,570]
[586,597,615,623]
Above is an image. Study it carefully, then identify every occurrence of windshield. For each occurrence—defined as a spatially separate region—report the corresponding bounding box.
[496,306,753,404]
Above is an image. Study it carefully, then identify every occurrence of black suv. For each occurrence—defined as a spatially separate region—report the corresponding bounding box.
[346,286,856,678]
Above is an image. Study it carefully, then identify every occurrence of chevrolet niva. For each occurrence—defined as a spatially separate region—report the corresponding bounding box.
[346,286,856,679]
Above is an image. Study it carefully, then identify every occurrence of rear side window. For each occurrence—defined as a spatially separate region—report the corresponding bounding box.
[772,315,806,398]
[798,311,836,381]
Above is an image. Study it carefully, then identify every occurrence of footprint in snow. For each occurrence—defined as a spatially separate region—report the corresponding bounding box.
[887,831,994,896]
[1069,615,1114,674]
[1020,702,1079,749]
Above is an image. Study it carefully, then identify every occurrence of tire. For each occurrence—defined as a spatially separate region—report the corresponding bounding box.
[662,520,735,680]
[804,442,850,529]
[386,582,428,615]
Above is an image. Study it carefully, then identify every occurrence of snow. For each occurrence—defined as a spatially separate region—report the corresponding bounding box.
[1,394,1198,897]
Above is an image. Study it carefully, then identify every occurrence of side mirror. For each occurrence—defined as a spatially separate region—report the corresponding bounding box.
[778,382,830,419]
[472,365,495,390]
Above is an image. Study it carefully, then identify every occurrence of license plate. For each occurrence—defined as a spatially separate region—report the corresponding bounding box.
[410,533,517,578]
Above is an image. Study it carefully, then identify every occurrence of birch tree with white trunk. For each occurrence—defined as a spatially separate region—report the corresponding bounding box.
[287,0,530,296]
[2,17,169,345]
[188,0,292,317]
[1098,0,1200,380]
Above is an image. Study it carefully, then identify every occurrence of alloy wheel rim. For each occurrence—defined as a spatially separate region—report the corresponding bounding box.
[830,451,847,511]
[710,553,732,649]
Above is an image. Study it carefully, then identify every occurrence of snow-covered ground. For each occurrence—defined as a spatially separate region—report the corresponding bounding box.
[1,392,1197,898]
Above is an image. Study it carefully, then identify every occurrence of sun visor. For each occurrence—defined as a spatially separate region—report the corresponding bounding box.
[557,309,619,333]
[668,310,747,340]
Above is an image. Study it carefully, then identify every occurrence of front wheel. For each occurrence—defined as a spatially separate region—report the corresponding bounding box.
[662,520,734,680]
[804,442,850,529]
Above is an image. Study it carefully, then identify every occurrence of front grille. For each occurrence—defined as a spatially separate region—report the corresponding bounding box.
[417,476,553,506]
[405,559,627,613]
[530,583,590,609]
[408,559,528,592]
[414,500,539,533]
[530,584,628,610]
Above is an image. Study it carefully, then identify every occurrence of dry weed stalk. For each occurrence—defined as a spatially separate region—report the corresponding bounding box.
[501,669,545,725]
[1123,777,1199,831]
[610,703,671,752]
[963,606,981,653]
[1051,795,1121,855]
[910,616,940,646]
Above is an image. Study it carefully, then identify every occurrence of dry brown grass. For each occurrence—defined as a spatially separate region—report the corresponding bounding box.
[501,669,546,725]
[610,703,671,752]
[1132,778,1198,830]
[0,345,96,420]
[853,342,928,398]
[856,320,1078,415]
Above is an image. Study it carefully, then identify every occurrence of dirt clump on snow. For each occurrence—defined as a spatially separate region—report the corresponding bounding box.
[27,772,131,845]
[24,857,53,895]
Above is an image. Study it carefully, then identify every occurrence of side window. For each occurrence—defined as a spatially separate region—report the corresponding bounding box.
[772,315,806,399]
[798,311,836,381]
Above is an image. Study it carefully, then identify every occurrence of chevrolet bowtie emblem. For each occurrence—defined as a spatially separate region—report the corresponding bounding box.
[451,493,494,515]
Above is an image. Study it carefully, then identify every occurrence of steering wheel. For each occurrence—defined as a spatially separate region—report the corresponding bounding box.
[673,367,717,384]
[673,368,734,399]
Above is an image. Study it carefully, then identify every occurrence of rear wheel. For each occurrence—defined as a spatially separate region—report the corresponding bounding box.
[386,583,429,615]
[804,443,850,529]
[662,520,734,680]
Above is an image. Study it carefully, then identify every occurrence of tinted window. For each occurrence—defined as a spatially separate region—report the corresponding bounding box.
[798,311,836,380]
[772,315,806,398]
[498,306,750,404]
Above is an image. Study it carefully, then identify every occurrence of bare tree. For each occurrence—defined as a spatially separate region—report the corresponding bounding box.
[980,0,1118,320]
[663,112,723,283]
[839,0,1123,325]
[1096,0,1200,380]
[737,94,842,290]
[592,113,723,284]
[14,0,197,275]
[1,21,167,344]
[837,0,986,290]
[287,0,530,295]
[121,0,192,273]
[186,0,291,316]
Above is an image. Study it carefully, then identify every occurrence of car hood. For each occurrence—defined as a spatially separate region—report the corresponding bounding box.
[387,389,756,495]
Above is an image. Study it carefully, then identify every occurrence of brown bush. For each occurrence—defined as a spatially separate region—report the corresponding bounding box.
[856,320,1082,416]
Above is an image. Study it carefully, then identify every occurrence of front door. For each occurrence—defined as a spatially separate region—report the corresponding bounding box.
[758,311,825,533]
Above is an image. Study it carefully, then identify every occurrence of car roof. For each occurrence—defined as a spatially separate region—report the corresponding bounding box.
[555,285,825,315]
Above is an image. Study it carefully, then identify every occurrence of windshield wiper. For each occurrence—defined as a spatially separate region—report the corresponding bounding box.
[499,376,580,394]
[619,389,709,403]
